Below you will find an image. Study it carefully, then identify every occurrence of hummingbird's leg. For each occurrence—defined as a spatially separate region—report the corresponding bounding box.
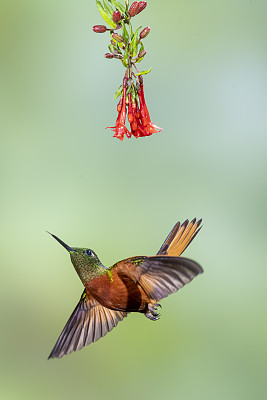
[145,303,162,321]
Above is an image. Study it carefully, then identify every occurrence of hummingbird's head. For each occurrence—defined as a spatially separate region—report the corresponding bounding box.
[48,232,104,285]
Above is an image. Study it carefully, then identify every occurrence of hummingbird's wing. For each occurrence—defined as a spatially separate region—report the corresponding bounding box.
[110,218,203,303]
[48,290,127,359]
[112,256,203,302]
[157,218,202,257]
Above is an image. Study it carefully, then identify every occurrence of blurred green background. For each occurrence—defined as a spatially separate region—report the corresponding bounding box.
[1,0,267,399]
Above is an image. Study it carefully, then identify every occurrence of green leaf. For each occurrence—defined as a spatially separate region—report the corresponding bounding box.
[108,0,125,14]
[114,85,123,99]
[108,44,115,53]
[136,56,143,64]
[121,21,129,43]
[117,41,124,49]
[115,41,123,53]
[129,22,133,39]
[126,84,132,96]
[139,41,144,52]
[96,1,116,28]
[122,45,128,67]
[132,85,138,100]
[136,67,152,76]
[129,27,141,58]
[103,0,114,17]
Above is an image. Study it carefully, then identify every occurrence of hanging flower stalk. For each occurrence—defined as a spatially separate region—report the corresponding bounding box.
[93,0,163,140]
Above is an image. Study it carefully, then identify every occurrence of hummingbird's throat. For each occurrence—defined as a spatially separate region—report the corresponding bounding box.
[70,253,106,285]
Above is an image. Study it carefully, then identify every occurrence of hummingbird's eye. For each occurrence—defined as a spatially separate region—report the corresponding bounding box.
[84,249,92,256]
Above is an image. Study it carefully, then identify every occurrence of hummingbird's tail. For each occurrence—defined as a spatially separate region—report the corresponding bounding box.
[48,290,128,359]
[157,218,202,257]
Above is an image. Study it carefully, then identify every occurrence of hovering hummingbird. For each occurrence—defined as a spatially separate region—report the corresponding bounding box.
[48,218,203,359]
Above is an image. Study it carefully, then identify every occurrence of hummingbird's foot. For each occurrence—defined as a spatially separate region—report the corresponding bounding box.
[145,303,162,321]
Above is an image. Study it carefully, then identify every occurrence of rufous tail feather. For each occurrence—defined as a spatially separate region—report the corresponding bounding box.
[157,218,202,257]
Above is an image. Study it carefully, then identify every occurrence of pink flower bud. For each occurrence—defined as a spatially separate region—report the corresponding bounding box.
[129,1,139,17]
[136,1,147,14]
[139,26,150,39]
[112,33,124,42]
[113,10,121,23]
[92,25,107,33]
[105,53,114,58]
[138,49,147,58]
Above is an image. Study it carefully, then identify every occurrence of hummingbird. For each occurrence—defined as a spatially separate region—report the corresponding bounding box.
[48,218,203,359]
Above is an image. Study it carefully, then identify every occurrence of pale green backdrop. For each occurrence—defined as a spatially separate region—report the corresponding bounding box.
[1,0,267,399]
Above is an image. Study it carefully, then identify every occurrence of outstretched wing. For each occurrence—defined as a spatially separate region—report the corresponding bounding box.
[135,256,203,301]
[111,256,203,303]
[157,218,202,256]
[110,218,203,302]
[48,290,127,359]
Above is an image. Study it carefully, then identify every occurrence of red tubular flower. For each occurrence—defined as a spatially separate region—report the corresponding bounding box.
[107,77,162,140]
[128,94,138,133]
[132,104,142,137]
[137,80,163,136]
[106,85,131,141]
[128,100,147,138]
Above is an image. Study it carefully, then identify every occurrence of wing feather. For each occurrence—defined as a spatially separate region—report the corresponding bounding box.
[108,218,203,307]
[138,256,203,300]
[48,290,128,359]
[112,255,203,303]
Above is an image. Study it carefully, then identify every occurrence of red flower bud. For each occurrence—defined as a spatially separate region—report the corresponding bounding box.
[92,25,107,33]
[112,33,124,43]
[140,26,150,39]
[136,1,147,15]
[131,121,138,131]
[138,49,147,58]
[117,97,123,112]
[105,53,114,58]
[128,113,134,123]
[129,1,139,17]
[113,10,121,23]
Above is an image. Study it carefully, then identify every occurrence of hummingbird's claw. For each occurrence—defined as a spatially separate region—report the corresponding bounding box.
[150,315,160,321]
[145,303,162,321]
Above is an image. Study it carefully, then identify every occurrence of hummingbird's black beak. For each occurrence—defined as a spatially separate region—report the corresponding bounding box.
[47,232,76,252]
